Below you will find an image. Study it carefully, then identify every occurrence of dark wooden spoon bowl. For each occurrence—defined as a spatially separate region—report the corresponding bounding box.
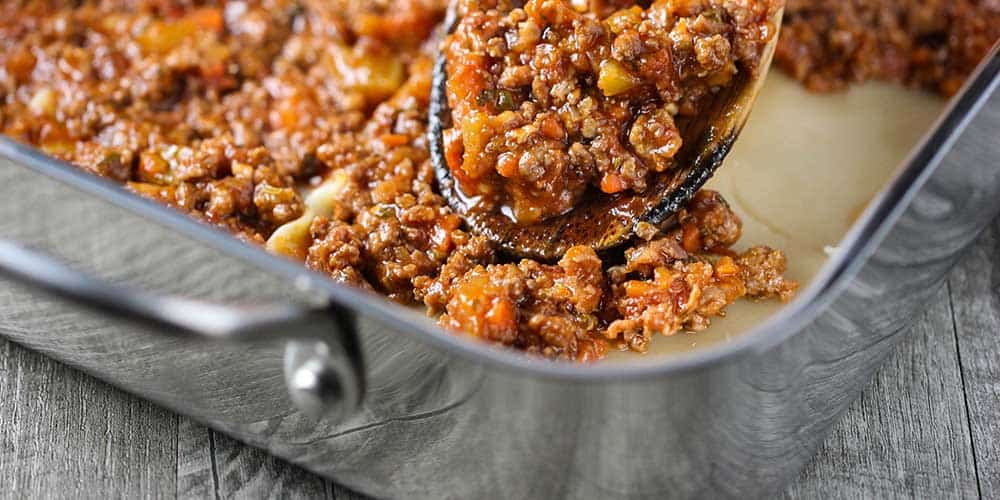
[429,8,783,262]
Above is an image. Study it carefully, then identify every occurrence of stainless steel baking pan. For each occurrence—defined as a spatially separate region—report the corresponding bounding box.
[0,44,997,499]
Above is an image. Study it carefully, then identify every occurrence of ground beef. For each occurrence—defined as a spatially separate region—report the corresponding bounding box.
[1,0,441,241]
[428,246,609,361]
[2,0,799,361]
[775,0,1000,96]
[305,216,372,289]
[443,0,781,224]
[416,183,797,358]
[602,192,796,352]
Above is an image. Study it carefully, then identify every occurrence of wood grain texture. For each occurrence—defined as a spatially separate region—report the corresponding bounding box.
[784,285,979,499]
[177,418,216,499]
[949,218,1000,498]
[208,431,328,499]
[1,224,998,499]
[0,340,178,499]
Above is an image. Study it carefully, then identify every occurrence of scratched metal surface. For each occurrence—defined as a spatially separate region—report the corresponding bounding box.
[0,219,997,499]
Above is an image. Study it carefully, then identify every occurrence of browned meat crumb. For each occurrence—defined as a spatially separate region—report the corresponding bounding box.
[427,246,609,361]
[443,0,781,223]
[775,0,1000,96]
[305,217,372,289]
[2,0,798,361]
[601,191,798,352]
[737,246,798,301]
[0,0,443,240]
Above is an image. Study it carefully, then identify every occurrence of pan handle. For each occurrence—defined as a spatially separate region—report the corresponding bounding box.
[0,239,362,422]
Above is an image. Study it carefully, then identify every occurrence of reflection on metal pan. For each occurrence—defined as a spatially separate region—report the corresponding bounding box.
[0,44,997,500]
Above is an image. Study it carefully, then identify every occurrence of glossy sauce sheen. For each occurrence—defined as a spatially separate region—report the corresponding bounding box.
[608,73,945,360]
[442,0,780,224]
[0,1,950,362]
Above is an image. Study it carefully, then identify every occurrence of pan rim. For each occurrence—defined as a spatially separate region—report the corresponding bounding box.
[1,46,997,383]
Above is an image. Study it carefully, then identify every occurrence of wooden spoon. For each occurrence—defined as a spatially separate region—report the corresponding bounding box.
[429,4,783,261]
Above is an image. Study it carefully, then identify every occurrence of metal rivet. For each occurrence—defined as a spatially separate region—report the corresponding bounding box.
[285,340,359,422]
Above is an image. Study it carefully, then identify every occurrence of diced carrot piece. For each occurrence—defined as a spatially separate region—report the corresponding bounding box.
[138,20,195,54]
[379,134,410,148]
[188,7,224,32]
[681,223,702,253]
[486,297,517,331]
[539,115,565,140]
[714,256,739,278]
[275,96,306,129]
[5,47,36,83]
[443,128,465,172]
[497,152,518,178]
[600,173,625,193]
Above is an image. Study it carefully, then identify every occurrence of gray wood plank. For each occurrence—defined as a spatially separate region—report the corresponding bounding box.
[177,418,217,499]
[784,284,979,499]
[949,218,1000,498]
[330,482,369,500]
[209,429,330,499]
[0,339,178,499]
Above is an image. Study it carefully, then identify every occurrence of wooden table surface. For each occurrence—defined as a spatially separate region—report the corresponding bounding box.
[1,216,998,499]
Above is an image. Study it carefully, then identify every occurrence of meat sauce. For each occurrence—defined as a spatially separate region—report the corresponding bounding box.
[443,0,781,224]
[3,0,992,360]
[776,0,1000,96]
